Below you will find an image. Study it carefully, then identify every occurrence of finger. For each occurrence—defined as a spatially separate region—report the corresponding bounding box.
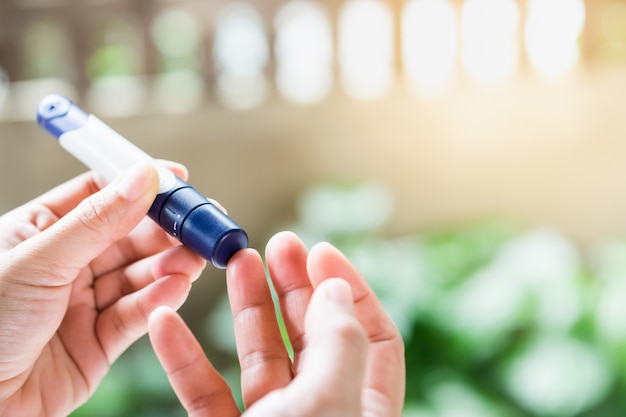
[88,218,180,278]
[31,171,102,221]
[227,248,292,408]
[307,242,399,341]
[306,242,405,417]
[148,307,240,417]
[93,245,206,312]
[96,273,192,363]
[87,160,191,276]
[8,163,160,287]
[299,279,367,415]
[245,279,367,417]
[264,232,314,362]
[0,161,188,255]
[155,160,189,182]
[0,203,59,252]
[32,161,188,221]
[0,172,98,252]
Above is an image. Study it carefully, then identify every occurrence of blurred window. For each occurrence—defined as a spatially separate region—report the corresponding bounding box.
[274,0,333,104]
[213,2,269,110]
[460,0,520,84]
[402,0,457,97]
[338,0,394,100]
[11,0,66,8]
[21,17,73,80]
[86,16,141,80]
[525,0,586,78]
[10,17,76,119]
[86,16,144,116]
[152,8,201,72]
[151,8,204,113]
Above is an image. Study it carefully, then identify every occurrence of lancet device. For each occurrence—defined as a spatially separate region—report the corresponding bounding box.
[36,94,248,269]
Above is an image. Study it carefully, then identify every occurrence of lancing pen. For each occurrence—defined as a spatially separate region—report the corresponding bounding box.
[36,94,248,269]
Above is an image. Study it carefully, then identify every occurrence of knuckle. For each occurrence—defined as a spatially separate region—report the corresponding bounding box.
[332,317,368,349]
[240,348,288,371]
[110,309,132,341]
[75,194,116,236]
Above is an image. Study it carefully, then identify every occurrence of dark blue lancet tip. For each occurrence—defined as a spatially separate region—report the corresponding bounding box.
[213,229,249,269]
[36,94,89,139]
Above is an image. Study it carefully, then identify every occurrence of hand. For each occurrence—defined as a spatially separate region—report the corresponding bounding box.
[149,231,405,417]
[0,163,206,417]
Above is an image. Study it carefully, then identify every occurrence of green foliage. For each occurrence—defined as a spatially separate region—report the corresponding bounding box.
[86,45,140,80]
[289,182,626,417]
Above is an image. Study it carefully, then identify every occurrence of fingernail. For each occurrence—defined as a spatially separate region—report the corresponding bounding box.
[114,163,156,201]
[323,278,354,308]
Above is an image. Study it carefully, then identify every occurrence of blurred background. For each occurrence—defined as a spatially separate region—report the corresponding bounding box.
[2,0,626,415]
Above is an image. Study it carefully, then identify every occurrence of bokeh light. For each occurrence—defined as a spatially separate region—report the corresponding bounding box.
[151,9,200,60]
[151,9,204,112]
[86,16,145,116]
[525,0,586,79]
[503,336,612,416]
[460,0,520,84]
[402,0,457,97]
[275,0,333,104]
[21,18,73,80]
[214,2,269,109]
[338,0,394,100]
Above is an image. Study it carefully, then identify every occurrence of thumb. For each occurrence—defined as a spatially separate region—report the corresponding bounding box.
[293,278,368,417]
[13,162,160,286]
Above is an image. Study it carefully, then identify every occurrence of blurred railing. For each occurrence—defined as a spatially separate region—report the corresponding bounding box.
[1,0,625,119]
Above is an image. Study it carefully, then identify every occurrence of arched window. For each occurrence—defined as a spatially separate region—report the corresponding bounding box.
[338,0,394,100]
[213,2,269,110]
[460,0,520,84]
[525,0,586,79]
[402,0,457,97]
[274,0,333,104]
[151,8,204,113]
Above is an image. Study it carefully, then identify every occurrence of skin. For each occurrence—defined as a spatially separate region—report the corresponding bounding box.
[0,162,206,417]
[0,161,406,416]
[149,231,406,417]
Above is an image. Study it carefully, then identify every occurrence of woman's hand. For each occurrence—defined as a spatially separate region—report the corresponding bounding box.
[149,231,405,417]
[0,163,206,417]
